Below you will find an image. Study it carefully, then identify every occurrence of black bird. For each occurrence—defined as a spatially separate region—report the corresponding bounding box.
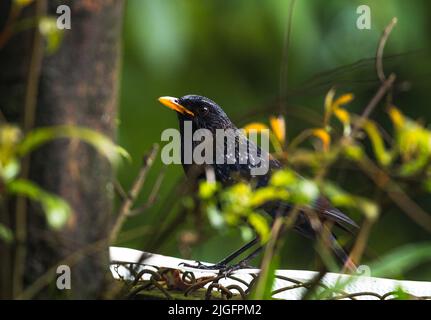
[158,95,358,271]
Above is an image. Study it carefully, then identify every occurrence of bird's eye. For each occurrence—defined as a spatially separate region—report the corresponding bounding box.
[201,106,209,116]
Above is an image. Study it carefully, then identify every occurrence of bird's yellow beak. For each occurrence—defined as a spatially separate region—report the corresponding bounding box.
[158,96,195,117]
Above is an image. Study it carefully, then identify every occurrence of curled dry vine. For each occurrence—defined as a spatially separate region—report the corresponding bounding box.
[111,263,431,300]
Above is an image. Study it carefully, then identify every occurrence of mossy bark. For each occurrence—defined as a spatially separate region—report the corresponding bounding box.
[0,0,125,299]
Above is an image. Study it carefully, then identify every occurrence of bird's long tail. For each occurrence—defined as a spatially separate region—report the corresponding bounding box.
[329,234,357,273]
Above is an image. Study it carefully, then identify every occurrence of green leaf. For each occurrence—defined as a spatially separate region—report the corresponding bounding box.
[206,204,225,229]
[363,120,392,166]
[269,169,297,187]
[250,186,289,207]
[370,242,431,278]
[0,125,22,166]
[7,179,71,230]
[38,17,64,54]
[221,182,252,212]
[392,286,412,300]
[357,200,379,222]
[249,254,279,300]
[248,212,270,243]
[17,126,130,165]
[1,159,20,182]
[199,181,219,200]
[342,143,364,161]
[13,0,34,9]
[240,226,254,242]
[269,169,319,205]
[0,224,13,243]
[322,182,379,221]
[290,179,319,205]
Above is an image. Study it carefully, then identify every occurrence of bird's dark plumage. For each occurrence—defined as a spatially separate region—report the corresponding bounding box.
[159,94,358,269]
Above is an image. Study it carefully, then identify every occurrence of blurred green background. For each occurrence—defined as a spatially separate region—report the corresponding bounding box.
[116,0,431,280]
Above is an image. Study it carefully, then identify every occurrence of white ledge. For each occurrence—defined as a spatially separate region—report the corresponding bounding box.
[110,246,431,300]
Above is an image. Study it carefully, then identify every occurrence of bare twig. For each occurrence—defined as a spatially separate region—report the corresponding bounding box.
[356,156,431,233]
[350,73,396,138]
[279,0,296,114]
[344,219,374,269]
[0,109,7,123]
[17,221,155,299]
[129,167,165,216]
[349,18,398,139]
[0,2,22,50]
[109,144,159,243]
[376,18,398,83]
[13,0,47,298]
[113,180,129,202]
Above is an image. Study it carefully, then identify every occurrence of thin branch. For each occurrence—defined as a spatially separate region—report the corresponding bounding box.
[13,0,47,298]
[350,73,396,138]
[114,180,128,202]
[0,3,22,50]
[129,167,165,216]
[345,219,374,268]
[376,18,398,83]
[279,0,296,114]
[350,17,398,142]
[357,156,431,233]
[109,144,159,243]
[0,108,7,123]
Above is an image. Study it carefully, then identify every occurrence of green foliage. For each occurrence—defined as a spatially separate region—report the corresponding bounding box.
[363,106,431,177]
[118,0,431,285]
[0,123,128,232]
[249,254,279,300]
[13,0,34,9]
[7,179,71,230]
[196,84,431,298]
[17,126,129,164]
[322,182,379,222]
[392,286,412,300]
[199,169,320,244]
[38,17,64,55]
[0,223,13,243]
[370,242,431,278]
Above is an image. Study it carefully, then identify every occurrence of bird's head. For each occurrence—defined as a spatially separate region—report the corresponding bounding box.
[158,95,234,131]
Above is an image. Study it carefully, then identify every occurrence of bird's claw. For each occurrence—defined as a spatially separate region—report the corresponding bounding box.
[179,261,227,270]
[179,260,254,275]
[218,262,254,277]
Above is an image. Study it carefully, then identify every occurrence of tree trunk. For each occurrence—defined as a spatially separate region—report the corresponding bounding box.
[0,0,124,299]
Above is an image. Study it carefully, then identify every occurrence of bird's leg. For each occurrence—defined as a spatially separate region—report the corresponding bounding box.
[178,237,259,270]
[215,237,259,266]
[221,245,264,275]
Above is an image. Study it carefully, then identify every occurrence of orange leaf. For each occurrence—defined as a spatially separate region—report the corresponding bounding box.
[333,108,350,125]
[242,123,269,134]
[269,115,286,144]
[388,106,405,128]
[333,93,354,108]
[312,129,331,152]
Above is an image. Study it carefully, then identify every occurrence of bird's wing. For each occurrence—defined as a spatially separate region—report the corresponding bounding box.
[214,129,358,232]
[312,196,359,232]
[262,196,358,234]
